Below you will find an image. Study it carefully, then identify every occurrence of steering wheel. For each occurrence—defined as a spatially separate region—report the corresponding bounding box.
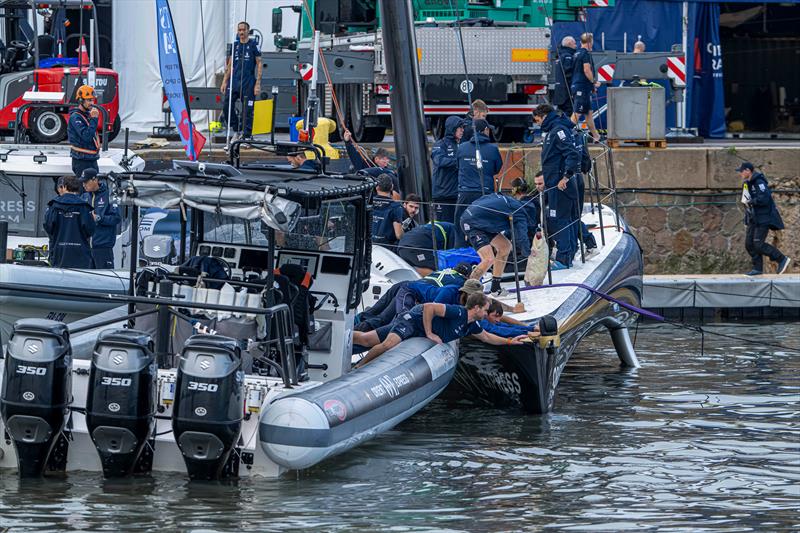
[211,256,233,280]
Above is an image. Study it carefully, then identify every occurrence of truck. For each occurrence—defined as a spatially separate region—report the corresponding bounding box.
[268,0,612,143]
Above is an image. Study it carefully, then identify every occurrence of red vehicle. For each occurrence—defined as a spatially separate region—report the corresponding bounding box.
[0,0,121,143]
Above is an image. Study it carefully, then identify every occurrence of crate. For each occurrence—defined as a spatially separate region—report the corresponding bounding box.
[607,86,665,141]
[436,247,480,269]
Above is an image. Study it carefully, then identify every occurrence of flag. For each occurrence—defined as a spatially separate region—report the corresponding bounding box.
[689,2,726,138]
[155,0,205,160]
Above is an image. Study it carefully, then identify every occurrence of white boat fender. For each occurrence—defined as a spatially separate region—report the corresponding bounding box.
[258,337,457,470]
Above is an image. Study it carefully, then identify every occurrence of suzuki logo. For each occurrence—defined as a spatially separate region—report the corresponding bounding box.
[27,344,38,354]
[113,354,124,366]
[199,360,210,371]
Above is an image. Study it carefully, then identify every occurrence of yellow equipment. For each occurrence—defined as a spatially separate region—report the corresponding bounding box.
[295,117,340,159]
[251,99,275,135]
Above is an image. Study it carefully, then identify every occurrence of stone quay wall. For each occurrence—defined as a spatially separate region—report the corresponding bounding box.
[498,145,800,275]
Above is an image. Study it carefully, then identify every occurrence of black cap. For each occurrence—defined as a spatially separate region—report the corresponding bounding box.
[473,119,490,134]
[79,168,98,182]
[735,161,754,172]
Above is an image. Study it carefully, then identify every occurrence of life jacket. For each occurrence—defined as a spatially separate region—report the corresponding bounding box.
[273,263,316,346]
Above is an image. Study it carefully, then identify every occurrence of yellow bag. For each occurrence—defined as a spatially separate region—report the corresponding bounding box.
[251,99,274,135]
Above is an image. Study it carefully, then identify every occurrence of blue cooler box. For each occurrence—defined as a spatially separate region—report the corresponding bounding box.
[437,247,480,269]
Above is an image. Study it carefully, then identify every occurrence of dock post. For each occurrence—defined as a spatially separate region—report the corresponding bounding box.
[608,324,640,368]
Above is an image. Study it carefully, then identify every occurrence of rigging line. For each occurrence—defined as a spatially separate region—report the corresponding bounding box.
[199,0,212,160]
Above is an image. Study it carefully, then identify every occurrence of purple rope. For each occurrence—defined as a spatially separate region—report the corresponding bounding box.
[509,283,664,322]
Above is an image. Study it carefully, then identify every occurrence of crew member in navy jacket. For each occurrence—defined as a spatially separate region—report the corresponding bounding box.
[371,174,405,252]
[430,115,463,223]
[460,192,531,294]
[397,221,457,276]
[532,104,581,268]
[553,36,577,116]
[80,169,120,269]
[68,85,100,178]
[343,129,400,199]
[286,149,321,172]
[738,161,791,275]
[454,119,503,245]
[44,175,96,269]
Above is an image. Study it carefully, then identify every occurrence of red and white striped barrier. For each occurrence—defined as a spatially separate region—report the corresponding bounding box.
[375,103,537,116]
[597,63,616,83]
[298,63,314,81]
[666,56,686,87]
[591,0,609,6]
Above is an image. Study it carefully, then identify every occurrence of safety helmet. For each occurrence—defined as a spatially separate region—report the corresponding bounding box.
[76,85,96,101]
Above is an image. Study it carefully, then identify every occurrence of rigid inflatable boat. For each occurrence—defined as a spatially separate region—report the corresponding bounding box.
[0,153,457,479]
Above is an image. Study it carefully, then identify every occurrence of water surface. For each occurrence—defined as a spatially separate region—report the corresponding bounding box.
[1,322,798,532]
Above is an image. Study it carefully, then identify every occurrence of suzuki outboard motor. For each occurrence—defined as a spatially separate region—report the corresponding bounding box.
[172,335,243,480]
[0,319,72,477]
[85,329,157,478]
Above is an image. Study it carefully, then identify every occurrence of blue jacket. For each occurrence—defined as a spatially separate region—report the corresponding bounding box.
[460,193,531,257]
[68,108,100,161]
[553,45,576,106]
[345,142,400,193]
[44,193,96,268]
[480,320,534,338]
[407,283,461,306]
[398,222,457,254]
[297,159,321,172]
[81,182,120,249]
[431,116,462,199]
[571,47,595,90]
[744,173,784,230]
[421,267,466,288]
[540,112,581,186]
[457,132,503,194]
[372,194,404,247]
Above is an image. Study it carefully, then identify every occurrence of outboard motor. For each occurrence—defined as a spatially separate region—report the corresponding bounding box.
[172,335,243,480]
[85,329,157,478]
[0,319,72,477]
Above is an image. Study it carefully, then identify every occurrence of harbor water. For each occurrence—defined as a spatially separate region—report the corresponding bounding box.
[0,321,797,532]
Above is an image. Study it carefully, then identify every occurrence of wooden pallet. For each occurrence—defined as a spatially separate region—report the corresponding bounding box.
[607,138,667,149]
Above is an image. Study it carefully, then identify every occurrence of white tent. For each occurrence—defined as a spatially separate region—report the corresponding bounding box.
[111,0,300,132]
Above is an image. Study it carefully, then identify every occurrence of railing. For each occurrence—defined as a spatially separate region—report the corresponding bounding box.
[0,281,301,389]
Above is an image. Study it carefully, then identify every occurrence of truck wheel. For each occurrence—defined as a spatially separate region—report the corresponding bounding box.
[107,116,122,142]
[346,86,386,143]
[29,109,67,143]
[497,126,526,144]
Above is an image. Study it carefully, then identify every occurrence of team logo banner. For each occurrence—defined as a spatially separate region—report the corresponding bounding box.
[155,0,206,160]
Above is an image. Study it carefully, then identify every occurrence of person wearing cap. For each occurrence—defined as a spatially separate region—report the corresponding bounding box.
[738,162,791,275]
[371,173,405,252]
[454,118,503,245]
[44,175,95,269]
[356,278,485,333]
[353,293,526,368]
[80,169,120,269]
[431,115,464,224]
[343,129,401,199]
[460,192,531,295]
[286,149,320,172]
[68,85,101,178]
[532,103,582,269]
[397,221,457,276]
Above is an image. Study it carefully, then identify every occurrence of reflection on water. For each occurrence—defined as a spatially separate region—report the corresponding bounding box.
[1,322,798,532]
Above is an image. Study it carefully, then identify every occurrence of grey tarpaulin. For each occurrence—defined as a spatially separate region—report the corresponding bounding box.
[643,275,799,309]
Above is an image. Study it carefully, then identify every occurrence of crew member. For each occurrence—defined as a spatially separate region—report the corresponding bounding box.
[480,301,538,338]
[460,192,531,294]
[738,162,791,275]
[454,119,503,245]
[220,21,263,141]
[571,130,598,253]
[68,85,100,178]
[633,41,646,53]
[371,174,405,251]
[532,104,581,269]
[553,36,577,116]
[401,194,420,232]
[510,174,544,239]
[343,130,400,199]
[461,99,489,143]
[352,294,526,367]
[286,149,320,172]
[570,32,601,143]
[357,278,484,333]
[397,221,457,276]
[431,115,463,223]
[80,169,120,269]
[44,175,95,269]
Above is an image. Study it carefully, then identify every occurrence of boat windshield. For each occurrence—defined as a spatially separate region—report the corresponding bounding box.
[201,199,358,254]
